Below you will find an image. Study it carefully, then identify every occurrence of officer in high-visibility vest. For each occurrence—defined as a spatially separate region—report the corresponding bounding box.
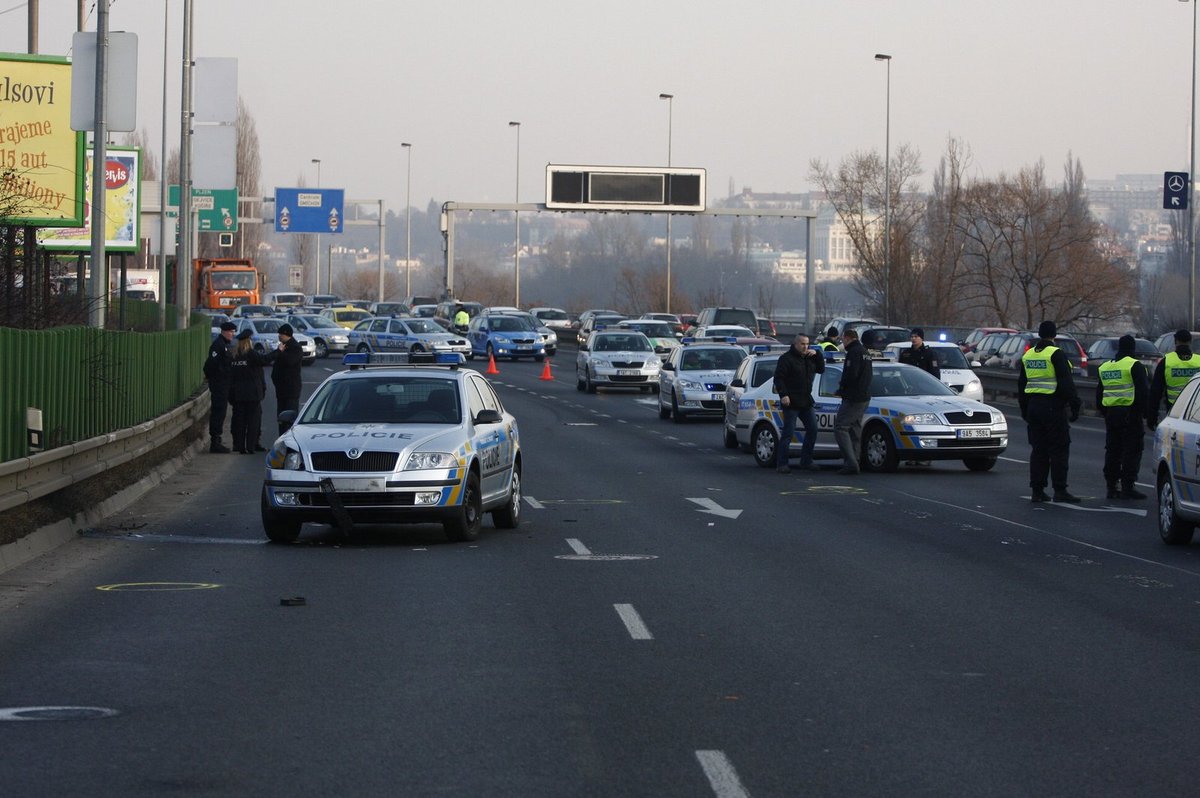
[1017,320,1082,503]
[1147,329,1200,430]
[817,326,840,352]
[1094,335,1148,500]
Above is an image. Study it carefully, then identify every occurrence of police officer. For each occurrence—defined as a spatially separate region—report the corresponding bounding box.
[1148,329,1200,430]
[203,321,237,453]
[453,303,470,333]
[1094,334,1148,500]
[817,326,840,352]
[772,333,825,473]
[1018,320,1082,503]
[229,329,271,454]
[270,323,305,435]
[899,328,940,466]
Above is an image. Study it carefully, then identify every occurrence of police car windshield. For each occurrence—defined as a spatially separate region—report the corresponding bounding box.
[254,319,281,334]
[680,348,745,370]
[298,377,462,425]
[491,317,533,332]
[868,365,955,397]
[623,322,673,337]
[404,319,441,334]
[298,316,341,330]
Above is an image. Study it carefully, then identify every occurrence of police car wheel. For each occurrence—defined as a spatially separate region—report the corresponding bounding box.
[658,395,670,419]
[963,457,996,472]
[585,372,597,394]
[1159,476,1196,545]
[315,339,328,359]
[410,343,425,354]
[357,343,370,353]
[752,423,778,468]
[492,464,521,529]
[261,487,301,543]
[444,472,483,542]
[861,422,899,472]
[671,391,685,423]
[576,372,585,391]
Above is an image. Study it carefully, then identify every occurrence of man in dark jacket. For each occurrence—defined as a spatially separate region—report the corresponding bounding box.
[1148,329,1200,429]
[1094,334,1149,500]
[230,329,271,454]
[834,328,873,475]
[1018,321,1082,503]
[270,323,305,435]
[772,333,825,473]
[898,327,940,379]
[203,321,236,453]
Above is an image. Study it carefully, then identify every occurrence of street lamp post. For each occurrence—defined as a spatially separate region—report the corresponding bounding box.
[874,54,892,326]
[402,142,412,299]
[659,93,674,313]
[311,158,322,297]
[1185,0,1198,327]
[509,121,521,307]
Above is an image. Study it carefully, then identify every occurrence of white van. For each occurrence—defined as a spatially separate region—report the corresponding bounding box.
[264,291,306,310]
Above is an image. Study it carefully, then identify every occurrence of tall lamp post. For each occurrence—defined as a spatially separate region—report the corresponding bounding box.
[1186,0,1198,327]
[509,121,521,307]
[874,54,892,325]
[402,142,413,299]
[659,92,674,313]
[311,158,322,297]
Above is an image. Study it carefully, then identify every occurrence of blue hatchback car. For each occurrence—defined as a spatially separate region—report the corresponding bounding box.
[467,313,546,361]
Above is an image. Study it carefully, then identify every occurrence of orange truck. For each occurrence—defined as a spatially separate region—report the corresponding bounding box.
[192,258,262,310]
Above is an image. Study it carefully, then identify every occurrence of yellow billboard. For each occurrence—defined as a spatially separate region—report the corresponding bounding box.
[0,53,86,226]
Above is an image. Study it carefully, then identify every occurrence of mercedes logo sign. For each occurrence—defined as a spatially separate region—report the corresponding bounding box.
[1169,174,1187,193]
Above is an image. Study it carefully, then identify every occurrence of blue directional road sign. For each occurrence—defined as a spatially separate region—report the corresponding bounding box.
[274,187,345,233]
[1164,171,1190,210]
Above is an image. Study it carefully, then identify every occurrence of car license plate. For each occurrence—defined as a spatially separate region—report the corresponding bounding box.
[617,369,639,376]
[957,428,991,438]
[518,346,531,351]
[711,392,724,401]
[331,477,385,492]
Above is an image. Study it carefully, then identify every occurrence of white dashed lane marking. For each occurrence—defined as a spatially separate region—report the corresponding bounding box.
[695,750,751,798]
[613,603,653,640]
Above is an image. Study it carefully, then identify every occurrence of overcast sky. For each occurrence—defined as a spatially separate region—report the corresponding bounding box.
[2,0,1196,213]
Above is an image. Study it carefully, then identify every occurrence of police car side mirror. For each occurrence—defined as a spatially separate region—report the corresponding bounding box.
[278,409,298,434]
[970,359,981,368]
[662,362,675,371]
[730,378,745,388]
[474,408,503,425]
[579,343,589,351]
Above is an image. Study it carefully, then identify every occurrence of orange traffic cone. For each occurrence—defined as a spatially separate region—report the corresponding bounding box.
[486,352,500,375]
[539,358,554,381]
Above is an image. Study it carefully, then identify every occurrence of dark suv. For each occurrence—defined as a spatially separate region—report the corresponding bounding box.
[694,307,762,336]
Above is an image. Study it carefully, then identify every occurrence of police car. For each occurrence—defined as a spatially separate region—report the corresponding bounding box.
[882,341,984,401]
[658,339,747,422]
[724,351,1008,471]
[235,317,317,365]
[347,316,470,357]
[260,352,521,543]
[1153,375,1200,544]
[576,328,661,393]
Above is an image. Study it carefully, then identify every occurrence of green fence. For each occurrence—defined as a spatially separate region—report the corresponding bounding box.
[0,316,210,462]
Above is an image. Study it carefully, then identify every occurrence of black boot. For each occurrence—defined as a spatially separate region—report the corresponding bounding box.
[210,438,230,454]
[1106,484,1120,500]
[1053,490,1082,504]
[1030,489,1051,503]
[1120,485,1147,500]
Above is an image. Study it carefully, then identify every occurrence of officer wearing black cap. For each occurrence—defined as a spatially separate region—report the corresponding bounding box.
[898,328,940,378]
[230,328,270,454]
[270,323,304,434]
[1094,334,1148,500]
[1148,329,1200,430]
[203,321,237,453]
[1018,320,1082,503]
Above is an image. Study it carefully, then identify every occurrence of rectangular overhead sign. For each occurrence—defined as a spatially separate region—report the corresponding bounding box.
[38,147,141,252]
[167,185,238,231]
[1164,171,1190,210]
[274,187,344,233]
[545,164,705,212]
[0,53,86,226]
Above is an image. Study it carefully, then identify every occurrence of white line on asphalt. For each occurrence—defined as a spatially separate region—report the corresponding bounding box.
[618,419,629,423]
[524,496,545,510]
[613,603,653,640]
[695,750,751,798]
[999,456,1027,464]
[565,538,591,555]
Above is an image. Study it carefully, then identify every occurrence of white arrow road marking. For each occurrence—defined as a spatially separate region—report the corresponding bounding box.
[1028,499,1147,517]
[613,604,653,640]
[566,538,591,555]
[687,497,743,519]
[695,750,751,798]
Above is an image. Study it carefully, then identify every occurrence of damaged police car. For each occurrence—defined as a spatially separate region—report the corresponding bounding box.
[261,352,521,543]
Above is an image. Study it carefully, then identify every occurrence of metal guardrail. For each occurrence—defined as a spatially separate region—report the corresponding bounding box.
[0,391,210,513]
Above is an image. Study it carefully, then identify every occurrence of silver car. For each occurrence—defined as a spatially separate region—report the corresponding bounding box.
[236,317,316,365]
[576,330,660,393]
[658,342,747,422]
[261,352,522,543]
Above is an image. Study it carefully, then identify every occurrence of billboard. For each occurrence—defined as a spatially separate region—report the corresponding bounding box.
[38,147,141,252]
[0,53,86,226]
[167,185,239,231]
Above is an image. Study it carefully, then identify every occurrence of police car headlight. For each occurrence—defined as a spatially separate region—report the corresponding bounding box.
[903,413,940,425]
[966,378,981,391]
[591,357,611,367]
[405,452,457,470]
[678,378,703,390]
[268,442,304,470]
[991,411,1007,426]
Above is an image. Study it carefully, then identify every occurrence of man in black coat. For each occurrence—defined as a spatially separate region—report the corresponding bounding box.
[203,321,236,453]
[772,333,825,473]
[270,323,305,435]
[898,327,940,379]
[1094,334,1149,500]
[834,328,873,475]
[1017,320,1082,503]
